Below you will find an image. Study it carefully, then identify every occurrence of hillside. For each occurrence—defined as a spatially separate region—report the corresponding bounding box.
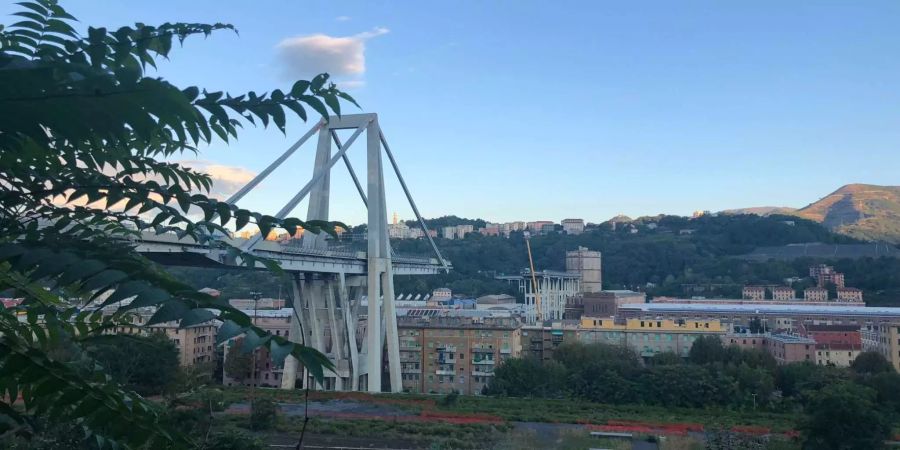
[794,184,900,244]
[721,206,797,216]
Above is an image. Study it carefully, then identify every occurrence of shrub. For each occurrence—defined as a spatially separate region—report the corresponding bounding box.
[249,398,278,431]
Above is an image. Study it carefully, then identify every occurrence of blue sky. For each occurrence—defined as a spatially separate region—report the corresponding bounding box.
[12,1,900,225]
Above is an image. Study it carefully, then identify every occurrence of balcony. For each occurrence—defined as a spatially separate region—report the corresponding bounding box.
[437,345,457,353]
[400,352,422,362]
[471,359,494,365]
[401,367,421,374]
[435,369,455,376]
[471,347,494,353]
[500,348,511,354]
[472,370,494,376]
[437,357,456,364]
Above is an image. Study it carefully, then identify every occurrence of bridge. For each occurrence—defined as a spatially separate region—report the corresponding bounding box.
[136,113,449,393]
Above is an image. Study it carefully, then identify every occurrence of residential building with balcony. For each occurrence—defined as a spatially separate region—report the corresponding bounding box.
[396,316,522,395]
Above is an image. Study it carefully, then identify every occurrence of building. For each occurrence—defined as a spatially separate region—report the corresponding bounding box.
[526,221,554,234]
[804,287,828,302]
[388,221,411,239]
[836,287,864,303]
[580,290,646,318]
[810,264,845,289]
[222,308,293,388]
[396,316,522,395]
[620,302,900,332]
[561,218,585,235]
[430,288,452,304]
[120,312,218,367]
[497,270,581,324]
[863,324,900,372]
[579,317,725,359]
[441,226,458,240]
[565,247,602,294]
[766,334,816,364]
[804,324,862,367]
[229,297,286,310]
[520,321,580,362]
[742,286,765,300]
[441,224,474,240]
[771,286,795,301]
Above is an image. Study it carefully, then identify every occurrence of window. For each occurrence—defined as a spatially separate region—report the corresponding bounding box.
[657,321,662,328]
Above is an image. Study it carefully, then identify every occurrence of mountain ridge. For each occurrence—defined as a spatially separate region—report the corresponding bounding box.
[726,184,900,244]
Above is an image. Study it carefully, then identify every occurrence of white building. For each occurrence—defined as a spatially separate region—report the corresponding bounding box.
[561,218,585,235]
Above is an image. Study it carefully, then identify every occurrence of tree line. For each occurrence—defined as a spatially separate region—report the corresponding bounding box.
[486,339,900,449]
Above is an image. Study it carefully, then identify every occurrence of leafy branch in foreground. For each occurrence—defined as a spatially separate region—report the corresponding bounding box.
[0,0,357,447]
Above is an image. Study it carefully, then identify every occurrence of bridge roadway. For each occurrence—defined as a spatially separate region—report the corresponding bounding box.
[133,231,448,275]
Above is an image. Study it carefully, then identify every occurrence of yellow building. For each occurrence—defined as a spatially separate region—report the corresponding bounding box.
[578,317,725,358]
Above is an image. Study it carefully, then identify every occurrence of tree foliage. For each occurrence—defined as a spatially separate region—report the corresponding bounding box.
[0,0,357,446]
[87,333,179,396]
[800,382,892,450]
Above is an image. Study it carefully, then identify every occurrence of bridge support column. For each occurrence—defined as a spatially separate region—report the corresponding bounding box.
[365,116,401,393]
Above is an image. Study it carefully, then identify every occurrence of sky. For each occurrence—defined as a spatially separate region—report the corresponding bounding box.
[10,1,900,225]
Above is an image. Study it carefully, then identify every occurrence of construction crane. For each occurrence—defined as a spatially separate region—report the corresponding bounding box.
[524,231,542,323]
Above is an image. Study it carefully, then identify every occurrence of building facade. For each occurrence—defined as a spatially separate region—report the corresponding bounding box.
[742,286,765,300]
[396,317,522,395]
[579,317,725,359]
[836,287,864,303]
[862,324,900,372]
[804,287,828,302]
[772,287,795,301]
[565,247,602,294]
[561,218,585,235]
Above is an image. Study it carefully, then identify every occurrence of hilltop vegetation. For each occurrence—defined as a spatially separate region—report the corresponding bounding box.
[392,214,900,305]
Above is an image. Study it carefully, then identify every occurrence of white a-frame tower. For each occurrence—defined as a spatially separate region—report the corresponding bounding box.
[225,113,447,393]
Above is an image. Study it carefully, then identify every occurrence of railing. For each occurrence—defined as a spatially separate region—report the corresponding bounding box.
[471,347,493,353]
[435,369,455,376]
[471,359,494,365]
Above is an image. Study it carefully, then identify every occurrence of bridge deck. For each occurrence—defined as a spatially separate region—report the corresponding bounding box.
[134,232,448,275]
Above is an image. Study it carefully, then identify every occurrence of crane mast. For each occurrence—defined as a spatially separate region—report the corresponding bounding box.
[524,232,542,323]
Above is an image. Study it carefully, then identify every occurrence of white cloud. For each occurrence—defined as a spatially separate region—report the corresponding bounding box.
[335,16,351,22]
[275,27,389,86]
[179,160,256,200]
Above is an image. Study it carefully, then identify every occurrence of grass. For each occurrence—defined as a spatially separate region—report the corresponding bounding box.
[438,395,801,432]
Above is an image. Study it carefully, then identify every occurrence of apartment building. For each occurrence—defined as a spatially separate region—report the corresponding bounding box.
[772,287,795,301]
[766,334,816,364]
[862,324,900,372]
[561,218,585,235]
[520,321,580,362]
[222,308,293,388]
[119,312,218,367]
[397,316,522,395]
[742,286,765,300]
[836,287,864,303]
[579,317,725,359]
[804,287,828,302]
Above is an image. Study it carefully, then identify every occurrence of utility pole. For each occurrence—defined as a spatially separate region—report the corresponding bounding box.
[249,291,261,404]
